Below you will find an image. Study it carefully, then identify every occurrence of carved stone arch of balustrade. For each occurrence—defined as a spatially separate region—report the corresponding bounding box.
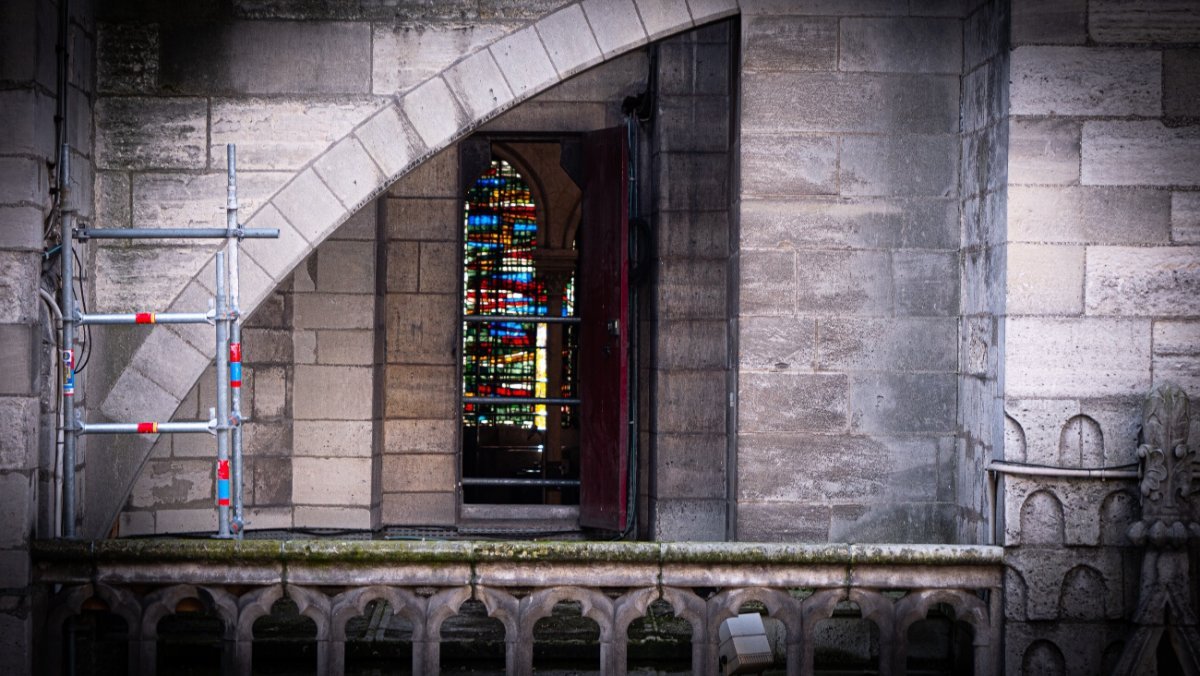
[799,588,897,676]
[43,583,144,676]
[707,587,802,676]
[471,585,522,675]
[612,586,660,676]
[329,585,428,674]
[422,585,475,674]
[892,588,991,675]
[234,584,285,642]
[138,584,239,676]
[92,0,736,538]
[518,586,616,675]
[659,586,709,676]
[329,585,427,643]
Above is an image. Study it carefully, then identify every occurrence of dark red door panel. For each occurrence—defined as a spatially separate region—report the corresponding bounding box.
[578,126,630,531]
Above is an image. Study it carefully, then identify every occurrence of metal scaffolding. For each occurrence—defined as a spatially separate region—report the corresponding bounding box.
[59,144,278,539]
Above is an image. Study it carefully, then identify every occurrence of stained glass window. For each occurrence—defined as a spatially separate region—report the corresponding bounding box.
[462,160,574,430]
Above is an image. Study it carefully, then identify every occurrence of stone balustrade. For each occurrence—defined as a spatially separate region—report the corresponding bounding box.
[33,539,1003,676]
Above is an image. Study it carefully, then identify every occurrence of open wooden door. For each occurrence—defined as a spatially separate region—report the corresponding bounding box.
[578,126,630,531]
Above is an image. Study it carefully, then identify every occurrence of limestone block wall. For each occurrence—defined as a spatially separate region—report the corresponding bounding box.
[0,0,94,671]
[1000,0,1200,670]
[957,0,1009,544]
[645,22,734,540]
[118,206,380,534]
[734,3,965,542]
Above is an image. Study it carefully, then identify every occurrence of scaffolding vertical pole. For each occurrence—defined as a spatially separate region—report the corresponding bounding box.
[226,144,245,537]
[60,145,78,539]
[214,252,232,538]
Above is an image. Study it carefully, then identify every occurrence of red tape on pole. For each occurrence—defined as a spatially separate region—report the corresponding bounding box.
[135,312,156,324]
[136,422,158,434]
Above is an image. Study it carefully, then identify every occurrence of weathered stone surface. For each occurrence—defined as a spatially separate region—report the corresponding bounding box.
[656,210,729,259]
[315,240,374,294]
[210,98,383,171]
[154,508,217,534]
[381,491,456,525]
[581,0,646,57]
[372,23,514,95]
[0,157,45,208]
[384,420,456,454]
[960,58,1005,134]
[743,16,836,72]
[135,326,212,400]
[739,316,815,371]
[655,320,727,370]
[293,457,371,505]
[93,244,210,312]
[293,505,371,529]
[740,0,902,15]
[386,294,458,365]
[536,4,602,77]
[1005,318,1151,397]
[794,250,891,316]
[1172,192,1200,244]
[0,206,42,251]
[1083,121,1200,187]
[741,134,837,196]
[490,25,558,99]
[632,0,692,40]
[849,373,956,433]
[742,72,958,134]
[1012,0,1087,44]
[387,197,458,240]
[129,459,212,508]
[161,21,370,94]
[386,365,457,418]
[655,97,729,153]
[657,258,726,319]
[250,457,292,505]
[1089,0,1200,43]
[250,366,286,419]
[382,453,455,493]
[817,318,957,372]
[829,502,957,544]
[841,134,959,197]
[1006,243,1085,315]
[273,168,346,245]
[481,100,611,133]
[1165,49,1200,118]
[1008,186,1171,244]
[131,171,289,231]
[97,22,159,93]
[840,18,961,73]
[739,197,958,251]
[1011,47,1161,116]
[401,77,466,151]
[686,0,737,21]
[739,434,943,503]
[240,205,310,286]
[387,241,419,293]
[735,500,830,542]
[739,373,847,433]
[95,97,206,169]
[1008,118,1080,186]
[1085,246,1200,316]
[316,329,373,365]
[652,499,726,541]
[536,49,648,103]
[293,293,373,330]
[418,241,458,293]
[355,105,417,182]
[738,250,793,316]
[0,397,37,470]
[658,40,729,97]
[892,251,958,316]
[0,253,37,324]
[656,370,727,434]
[657,152,729,211]
[444,48,515,122]
[0,89,54,158]
[654,433,726,499]
[293,365,372,420]
[293,420,371,457]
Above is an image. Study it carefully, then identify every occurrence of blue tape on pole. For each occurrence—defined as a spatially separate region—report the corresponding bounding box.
[217,480,231,501]
[230,362,242,381]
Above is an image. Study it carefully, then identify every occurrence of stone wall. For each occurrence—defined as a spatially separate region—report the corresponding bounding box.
[734,3,965,542]
[1001,0,1200,671]
[0,0,95,671]
[958,0,1009,544]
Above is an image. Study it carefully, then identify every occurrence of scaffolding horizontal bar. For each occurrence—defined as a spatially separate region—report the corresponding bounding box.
[463,315,581,325]
[464,397,581,406]
[79,312,213,326]
[75,227,279,240]
[78,421,215,435]
[462,477,581,488]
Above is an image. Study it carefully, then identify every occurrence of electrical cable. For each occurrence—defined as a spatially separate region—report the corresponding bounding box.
[72,247,92,373]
